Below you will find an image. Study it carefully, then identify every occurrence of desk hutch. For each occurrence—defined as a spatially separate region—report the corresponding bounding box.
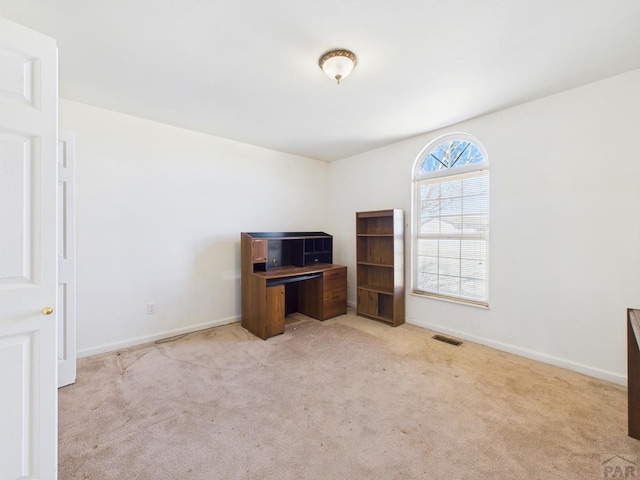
[241,232,347,339]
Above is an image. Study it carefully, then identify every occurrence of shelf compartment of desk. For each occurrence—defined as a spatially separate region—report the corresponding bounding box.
[253,233,333,269]
[302,237,333,265]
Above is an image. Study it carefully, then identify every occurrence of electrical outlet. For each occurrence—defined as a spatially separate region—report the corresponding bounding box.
[146,303,156,315]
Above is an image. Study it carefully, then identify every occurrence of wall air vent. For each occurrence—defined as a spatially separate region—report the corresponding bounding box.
[432,335,462,346]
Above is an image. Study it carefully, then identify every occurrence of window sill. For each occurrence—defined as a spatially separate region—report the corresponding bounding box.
[410,290,489,310]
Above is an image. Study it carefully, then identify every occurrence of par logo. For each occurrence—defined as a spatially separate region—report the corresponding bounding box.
[601,455,638,478]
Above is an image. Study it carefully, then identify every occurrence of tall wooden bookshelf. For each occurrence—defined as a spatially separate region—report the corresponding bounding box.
[356,209,405,326]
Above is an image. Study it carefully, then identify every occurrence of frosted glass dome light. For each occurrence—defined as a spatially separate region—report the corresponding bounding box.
[319,49,357,85]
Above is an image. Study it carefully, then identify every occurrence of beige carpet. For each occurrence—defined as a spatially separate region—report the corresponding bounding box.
[59,311,639,479]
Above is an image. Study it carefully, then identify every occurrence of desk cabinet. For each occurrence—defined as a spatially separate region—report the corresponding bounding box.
[241,232,347,339]
[266,285,285,337]
[252,239,267,263]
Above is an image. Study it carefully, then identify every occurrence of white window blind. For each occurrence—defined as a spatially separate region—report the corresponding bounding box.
[414,169,489,305]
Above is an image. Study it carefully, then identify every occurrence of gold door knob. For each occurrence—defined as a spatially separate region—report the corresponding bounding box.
[41,307,54,315]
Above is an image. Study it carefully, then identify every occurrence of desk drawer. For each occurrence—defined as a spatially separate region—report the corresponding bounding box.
[323,267,346,282]
[322,267,347,319]
[324,289,346,303]
[323,267,347,293]
[323,291,347,319]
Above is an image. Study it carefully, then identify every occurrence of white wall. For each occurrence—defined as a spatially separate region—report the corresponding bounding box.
[62,69,640,382]
[59,100,329,356]
[328,68,640,384]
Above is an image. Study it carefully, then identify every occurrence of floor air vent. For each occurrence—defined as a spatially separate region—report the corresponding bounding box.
[432,334,463,346]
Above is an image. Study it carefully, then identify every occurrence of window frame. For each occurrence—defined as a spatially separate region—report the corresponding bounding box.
[411,132,490,308]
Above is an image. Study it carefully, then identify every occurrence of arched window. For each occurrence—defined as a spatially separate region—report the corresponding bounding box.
[412,133,489,307]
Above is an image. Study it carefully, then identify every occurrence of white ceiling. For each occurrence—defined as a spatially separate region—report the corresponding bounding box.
[1,1,639,161]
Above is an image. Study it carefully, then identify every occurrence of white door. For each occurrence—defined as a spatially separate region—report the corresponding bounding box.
[57,130,76,388]
[0,17,58,480]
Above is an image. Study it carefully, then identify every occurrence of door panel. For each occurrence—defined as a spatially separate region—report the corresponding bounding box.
[57,130,76,388]
[0,45,36,105]
[0,17,58,480]
[0,133,33,284]
[0,332,37,479]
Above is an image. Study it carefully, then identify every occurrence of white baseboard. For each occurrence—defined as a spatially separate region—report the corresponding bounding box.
[406,316,626,386]
[77,316,241,359]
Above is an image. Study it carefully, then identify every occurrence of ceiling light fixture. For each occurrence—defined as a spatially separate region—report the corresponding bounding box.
[318,49,357,85]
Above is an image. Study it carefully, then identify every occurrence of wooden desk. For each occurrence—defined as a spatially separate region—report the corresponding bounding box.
[628,308,640,439]
[241,232,347,340]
